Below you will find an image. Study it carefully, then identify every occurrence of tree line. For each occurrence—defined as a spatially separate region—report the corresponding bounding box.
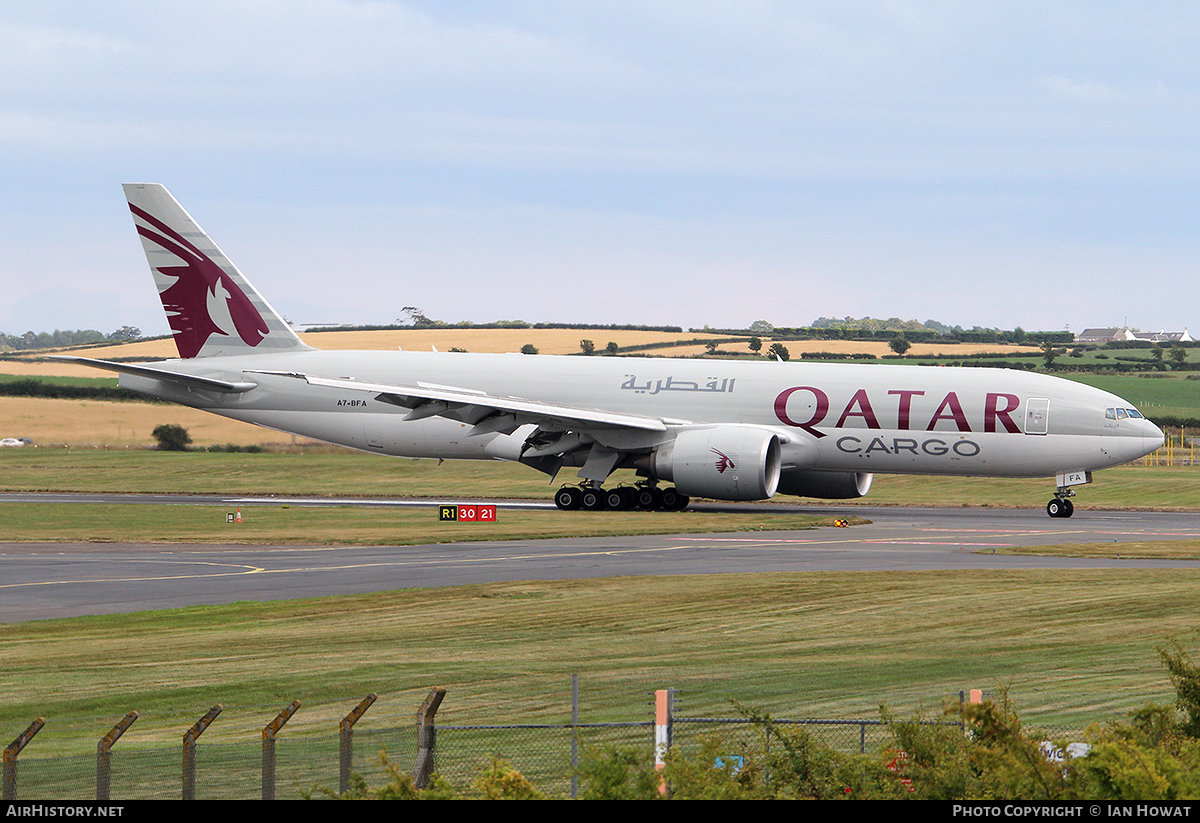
[0,326,142,351]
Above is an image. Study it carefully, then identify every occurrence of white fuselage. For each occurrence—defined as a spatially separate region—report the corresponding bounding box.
[119,349,1164,481]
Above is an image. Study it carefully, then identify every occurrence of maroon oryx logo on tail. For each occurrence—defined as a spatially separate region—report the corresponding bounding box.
[711,448,736,473]
[130,203,269,358]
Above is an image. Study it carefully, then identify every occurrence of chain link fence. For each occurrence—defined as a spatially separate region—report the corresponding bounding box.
[3,712,1085,800]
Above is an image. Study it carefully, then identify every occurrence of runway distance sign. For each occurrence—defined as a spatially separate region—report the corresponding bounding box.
[439,505,497,523]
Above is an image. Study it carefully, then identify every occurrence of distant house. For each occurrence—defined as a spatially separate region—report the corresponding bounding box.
[1075,328,1136,344]
[1075,327,1193,344]
[1130,329,1194,343]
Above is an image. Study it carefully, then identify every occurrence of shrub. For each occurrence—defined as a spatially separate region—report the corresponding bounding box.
[151,424,191,451]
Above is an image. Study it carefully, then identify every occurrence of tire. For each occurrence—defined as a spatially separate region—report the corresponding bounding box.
[659,487,682,511]
[606,488,632,510]
[555,487,582,511]
[636,487,662,510]
[1047,499,1063,518]
[581,488,607,511]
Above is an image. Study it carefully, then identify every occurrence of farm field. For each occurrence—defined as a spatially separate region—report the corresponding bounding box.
[1059,372,1200,421]
[0,395,291,448]
[6,327,1044,370]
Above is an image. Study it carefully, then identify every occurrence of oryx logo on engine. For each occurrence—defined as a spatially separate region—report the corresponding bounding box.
[711,448,736,473]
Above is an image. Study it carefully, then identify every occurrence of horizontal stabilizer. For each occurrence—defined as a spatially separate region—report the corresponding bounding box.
[50,356,258,393]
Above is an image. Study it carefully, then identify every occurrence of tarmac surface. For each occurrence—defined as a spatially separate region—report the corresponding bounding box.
[3,494,1199,622]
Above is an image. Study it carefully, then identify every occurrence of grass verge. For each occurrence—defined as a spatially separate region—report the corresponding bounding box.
[1,570,1194,757]
[2,450,1199,511]
[0,503,848,544]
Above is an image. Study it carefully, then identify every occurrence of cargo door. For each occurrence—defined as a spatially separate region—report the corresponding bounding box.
[1025,398,1049,435]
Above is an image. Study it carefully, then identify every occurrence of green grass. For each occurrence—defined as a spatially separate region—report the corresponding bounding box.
[1000,540,1200,559]
[0,502,842,544]
[1,570,1194,757]
[1,450,1198,511]
[1059,373,1200,420]
[0,373,120,388]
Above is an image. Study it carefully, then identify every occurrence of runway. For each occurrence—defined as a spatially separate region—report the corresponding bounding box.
[2,497,1199,623]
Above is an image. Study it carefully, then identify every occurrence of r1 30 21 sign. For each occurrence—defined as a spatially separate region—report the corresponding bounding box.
[438,505,497,523]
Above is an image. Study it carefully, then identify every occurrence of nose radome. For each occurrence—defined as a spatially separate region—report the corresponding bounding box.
[1144,419,1165,455]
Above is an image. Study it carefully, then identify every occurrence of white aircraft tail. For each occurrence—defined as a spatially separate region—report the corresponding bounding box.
[123,183,311,359]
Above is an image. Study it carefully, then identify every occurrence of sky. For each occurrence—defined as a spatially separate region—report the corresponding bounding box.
[1,1,1197,338]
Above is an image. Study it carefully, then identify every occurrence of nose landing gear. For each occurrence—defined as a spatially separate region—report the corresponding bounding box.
[1046,487,1075,518]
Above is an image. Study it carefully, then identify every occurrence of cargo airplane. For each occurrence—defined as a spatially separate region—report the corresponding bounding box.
[59,184,1164,518]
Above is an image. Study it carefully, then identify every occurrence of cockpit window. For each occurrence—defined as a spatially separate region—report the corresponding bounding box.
[1106,409,1116,419]
[1115,408,1128,419]
[1127,409,1144,419]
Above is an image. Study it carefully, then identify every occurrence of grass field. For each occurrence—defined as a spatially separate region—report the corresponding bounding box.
[7,329,1044,368]
[0,502,844,544]
[0,396,291,447]
[0,449,1197,511]
[1060,372,1200,421]
[1,570,1196,757]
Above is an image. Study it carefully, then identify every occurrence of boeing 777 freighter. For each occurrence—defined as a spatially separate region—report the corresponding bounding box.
[58,184,1165,517]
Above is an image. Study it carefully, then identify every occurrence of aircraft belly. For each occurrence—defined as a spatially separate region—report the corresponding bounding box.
[216,410,493,459]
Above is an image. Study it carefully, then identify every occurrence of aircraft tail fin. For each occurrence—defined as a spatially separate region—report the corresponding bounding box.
[123,183,312,359]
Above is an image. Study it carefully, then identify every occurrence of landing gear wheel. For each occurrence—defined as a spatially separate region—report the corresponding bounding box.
[580,487,607,511]
[1047,498,1074,518]
[659,487,689,511]
[555,487,582,511]
[606,487,636,510]
[636,486,662,511]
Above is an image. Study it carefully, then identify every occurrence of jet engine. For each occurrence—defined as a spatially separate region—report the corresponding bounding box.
[650,426,782,501]
[776,469,873,500]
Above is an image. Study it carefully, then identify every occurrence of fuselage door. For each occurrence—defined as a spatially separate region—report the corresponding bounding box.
[1025,397,1050,435]
[364,418,384,449]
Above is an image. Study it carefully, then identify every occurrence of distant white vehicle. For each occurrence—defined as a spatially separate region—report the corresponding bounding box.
[0,438,25,447]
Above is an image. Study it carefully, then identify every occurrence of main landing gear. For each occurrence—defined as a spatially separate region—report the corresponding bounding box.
[553,482,689,512]
[1046,488,1075,518]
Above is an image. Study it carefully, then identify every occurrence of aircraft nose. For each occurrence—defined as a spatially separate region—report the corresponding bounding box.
[1145,419,1165,455]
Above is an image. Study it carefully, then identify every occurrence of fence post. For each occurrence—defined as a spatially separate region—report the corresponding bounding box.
[97,712,137,801]
[182,705,222,800]
[3,718,44,801]
[413,687,446,789]
[339,693,377,795]
[262,700,300,801]
[570,674,579,800]
[654,688,674,796]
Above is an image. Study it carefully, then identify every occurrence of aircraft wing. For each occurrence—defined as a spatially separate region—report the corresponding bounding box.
[250,371,680,435]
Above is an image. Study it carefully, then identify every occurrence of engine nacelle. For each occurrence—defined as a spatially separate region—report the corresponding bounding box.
[776,469,873,500]
[652,426,782,501]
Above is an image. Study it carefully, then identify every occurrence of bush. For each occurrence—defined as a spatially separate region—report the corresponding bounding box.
[151,424,191,451]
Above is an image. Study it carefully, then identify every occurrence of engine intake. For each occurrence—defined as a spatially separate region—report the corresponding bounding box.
[652,426,782,501]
